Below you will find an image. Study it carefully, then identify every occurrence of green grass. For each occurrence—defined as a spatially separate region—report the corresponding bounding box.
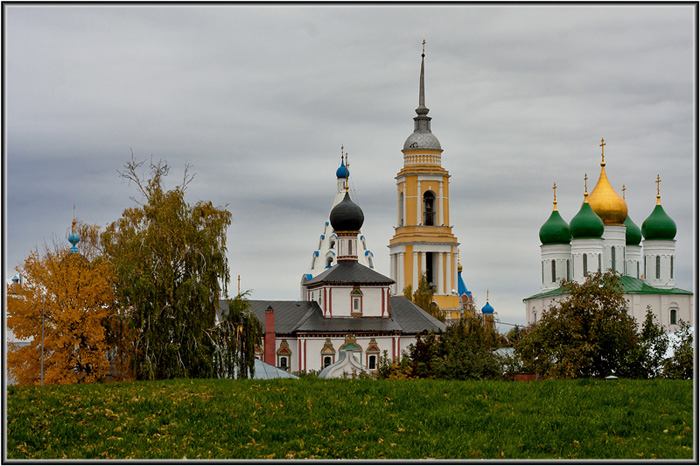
[6,378,694,460]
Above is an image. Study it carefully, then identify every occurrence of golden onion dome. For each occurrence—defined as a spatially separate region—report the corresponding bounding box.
[587,139,627,225]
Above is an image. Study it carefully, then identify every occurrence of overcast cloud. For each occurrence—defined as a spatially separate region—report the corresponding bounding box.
[4,4,696,331]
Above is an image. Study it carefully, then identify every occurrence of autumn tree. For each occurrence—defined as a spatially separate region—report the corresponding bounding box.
[7,224,118,385]
[404,273,444,322]
[102,157,233,380]
[514,271,638,379]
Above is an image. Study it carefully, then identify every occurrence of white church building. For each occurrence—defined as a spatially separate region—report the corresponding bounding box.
[523,140,693,331]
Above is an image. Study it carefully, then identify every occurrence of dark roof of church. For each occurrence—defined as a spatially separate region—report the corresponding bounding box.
[304,260,395,286]
[217,296,445,336]
[389,297,447,333]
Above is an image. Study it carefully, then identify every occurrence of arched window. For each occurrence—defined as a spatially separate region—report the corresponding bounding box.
[423,191,436,226]
[583,254,588,275]
[279,356,288,370]
[351,288,363,316]
[598,254,601,272]
[541,261,544,284]
[368,354,377,370]
[326,257,333,268]
[670,308,678,325]
[567,259,570,281]
[656,256,661,279]
[551,260,556,283]
[399,192,404,226]
[671,256,674,279]
[330,240,336,249]
[323,356,333,368]
[611,247,616,271]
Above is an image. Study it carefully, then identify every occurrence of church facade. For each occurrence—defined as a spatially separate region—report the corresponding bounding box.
[217,51,453,375]
[524,140,693,330]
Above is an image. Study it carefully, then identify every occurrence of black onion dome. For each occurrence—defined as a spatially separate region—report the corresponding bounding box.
[330,192,364,232]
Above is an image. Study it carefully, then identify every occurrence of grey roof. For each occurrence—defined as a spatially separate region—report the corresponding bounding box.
[389,296,447,333]
[295,309,404,333]
[249,359,299,379]
[305,260,394,286]
[218,296,445,336]
[403,130,442,151]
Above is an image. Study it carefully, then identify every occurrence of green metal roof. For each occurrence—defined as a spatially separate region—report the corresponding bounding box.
[642,204,677,240]
[523,275,693,301]
[570,201,604,239]
[539,209,571,245]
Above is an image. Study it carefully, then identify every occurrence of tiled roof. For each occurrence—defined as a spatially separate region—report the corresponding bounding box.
[390,296,447,333]
[219,296,446,335]
[523,276,693,301]
[305,261,394,286]
[295,310,404,333]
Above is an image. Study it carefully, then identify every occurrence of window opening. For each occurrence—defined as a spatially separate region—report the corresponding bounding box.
[368,355,377,370]
[551,260,556,283]
[611,247,616,271]
[671,256,674,279]
[670,308,677,325]
[423,191,436,225]
[656,256,661,279]
[426,252,434,287]
[399,192,404,226]
[324,356,332,368]
[583,254,588,275]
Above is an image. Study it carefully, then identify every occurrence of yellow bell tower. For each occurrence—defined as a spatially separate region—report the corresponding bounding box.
[389,42,461,316]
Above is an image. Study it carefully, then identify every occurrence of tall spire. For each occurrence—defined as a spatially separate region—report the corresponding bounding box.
[402,40,441,152]
[416,39,429,116]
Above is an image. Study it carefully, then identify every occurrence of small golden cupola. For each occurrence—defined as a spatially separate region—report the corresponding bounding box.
[587,138,628,225]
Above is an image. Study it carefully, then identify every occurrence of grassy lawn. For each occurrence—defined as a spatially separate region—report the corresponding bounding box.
[6,377,694,460]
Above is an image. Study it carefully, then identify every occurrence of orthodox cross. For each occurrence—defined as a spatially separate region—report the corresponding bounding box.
[552,182,558,209]
[656,174,661,201]
[422,39,426,55]
[584,173,588,195]
[622,184,626,200]
[600,138,606,165]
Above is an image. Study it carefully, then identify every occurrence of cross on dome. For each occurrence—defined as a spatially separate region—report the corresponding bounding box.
[552,182,558,210]
[600,138,606,166]
[656,174,662,204]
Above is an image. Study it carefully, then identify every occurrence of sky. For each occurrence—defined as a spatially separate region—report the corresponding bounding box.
[4,4,697,331]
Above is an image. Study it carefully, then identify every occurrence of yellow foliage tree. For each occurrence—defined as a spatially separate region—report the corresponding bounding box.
[7,224,119,385]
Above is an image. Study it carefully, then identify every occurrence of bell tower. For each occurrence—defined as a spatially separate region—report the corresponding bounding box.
[388,42,461,315]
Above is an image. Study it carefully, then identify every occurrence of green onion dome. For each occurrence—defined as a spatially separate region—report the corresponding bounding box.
[570,200,604,239]
[642,203,676,240]
[624,214,642,245]
[539,209,571,245]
